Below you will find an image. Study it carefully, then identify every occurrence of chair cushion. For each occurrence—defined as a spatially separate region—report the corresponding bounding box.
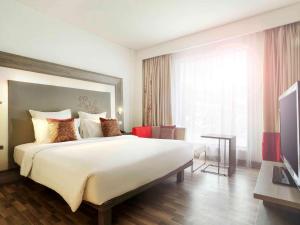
[151,126,161,138]
[132,126,152,138]
[160,125,176,139]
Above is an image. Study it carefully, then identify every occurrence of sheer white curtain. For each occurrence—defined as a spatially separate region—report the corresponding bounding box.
[171,33,264,165]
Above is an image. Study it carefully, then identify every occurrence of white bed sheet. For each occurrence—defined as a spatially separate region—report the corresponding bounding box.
[14,135,193,212]
[14,138,105,166]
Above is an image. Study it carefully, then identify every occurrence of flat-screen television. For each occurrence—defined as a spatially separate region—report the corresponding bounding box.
[279,81,300,189]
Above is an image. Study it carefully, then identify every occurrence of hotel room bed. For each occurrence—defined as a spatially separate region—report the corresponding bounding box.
[14,135,193,216]
[8,81,193,225]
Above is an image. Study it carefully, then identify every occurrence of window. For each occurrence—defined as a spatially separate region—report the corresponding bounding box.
[171,34,264,163]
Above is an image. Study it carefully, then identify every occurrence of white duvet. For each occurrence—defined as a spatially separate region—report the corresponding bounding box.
[16,135,193,212]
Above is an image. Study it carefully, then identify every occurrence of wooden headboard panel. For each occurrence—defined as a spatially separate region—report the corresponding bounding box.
[0,51,123,169]
[8,80,112,166]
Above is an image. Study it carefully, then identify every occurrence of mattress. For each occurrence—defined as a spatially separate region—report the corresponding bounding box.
[14,135,193,211]
[14,138,104,166]
[15,143,42,166]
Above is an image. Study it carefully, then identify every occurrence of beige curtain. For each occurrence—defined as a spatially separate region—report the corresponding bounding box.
[143,54,172,126]
[264,22,300,133]
[263,22,300,161]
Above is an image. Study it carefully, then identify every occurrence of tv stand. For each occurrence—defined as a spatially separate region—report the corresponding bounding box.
[254,161,300,225]
[272,166,297,187]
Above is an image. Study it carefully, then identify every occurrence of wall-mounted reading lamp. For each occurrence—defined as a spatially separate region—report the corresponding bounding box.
[117,107,123,126]
[117,107,123,116]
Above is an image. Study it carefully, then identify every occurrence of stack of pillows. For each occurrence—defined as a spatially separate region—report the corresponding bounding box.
[30,109,122,144]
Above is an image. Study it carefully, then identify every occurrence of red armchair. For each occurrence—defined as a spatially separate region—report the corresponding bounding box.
[131,126,186,140]
[131,126,152,138]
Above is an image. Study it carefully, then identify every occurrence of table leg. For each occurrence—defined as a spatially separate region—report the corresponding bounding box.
[218,138,220,174]
[224,139,226,168]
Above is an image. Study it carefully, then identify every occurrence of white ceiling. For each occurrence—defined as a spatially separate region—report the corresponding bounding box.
[17,0,299,50]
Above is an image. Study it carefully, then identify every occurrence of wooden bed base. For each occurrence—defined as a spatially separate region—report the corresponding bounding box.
[86,160,193,225]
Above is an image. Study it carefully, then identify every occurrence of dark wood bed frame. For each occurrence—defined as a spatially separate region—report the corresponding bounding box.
[8,160,192,225]
[87,160,193,225]
[0,51,194,225]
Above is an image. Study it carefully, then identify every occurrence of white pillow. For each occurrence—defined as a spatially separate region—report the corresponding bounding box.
[32,118,81,143]
[32,118,49,143]
[78,112,106,138]
[80,119,103,138]
[74,118,81,140]
[29,109,72,119]
[78,111,107,121]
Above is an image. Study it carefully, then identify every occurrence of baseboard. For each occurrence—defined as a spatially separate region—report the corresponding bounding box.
[0,168,23,185]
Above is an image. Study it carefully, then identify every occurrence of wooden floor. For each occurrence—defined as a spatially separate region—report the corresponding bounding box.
[0,164,259,225]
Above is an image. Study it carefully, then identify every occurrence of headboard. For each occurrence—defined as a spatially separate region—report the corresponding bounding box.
[8,80,112,168]
[0,51,124,170]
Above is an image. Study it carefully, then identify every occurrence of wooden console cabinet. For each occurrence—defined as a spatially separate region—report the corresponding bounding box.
[254,161,300,225]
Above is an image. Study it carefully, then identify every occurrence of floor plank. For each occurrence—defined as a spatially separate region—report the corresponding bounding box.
[0,165,259,225]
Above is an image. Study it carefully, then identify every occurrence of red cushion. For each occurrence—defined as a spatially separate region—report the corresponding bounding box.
[160,125,176,139]
[262,132,281,162]
[132,126,152,138]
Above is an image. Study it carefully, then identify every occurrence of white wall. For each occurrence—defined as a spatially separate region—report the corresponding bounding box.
[0,0,138,128]
[132,3,300,127]
[0,0,137,170]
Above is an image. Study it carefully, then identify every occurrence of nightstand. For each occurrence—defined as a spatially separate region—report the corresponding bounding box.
[121,130,132,135]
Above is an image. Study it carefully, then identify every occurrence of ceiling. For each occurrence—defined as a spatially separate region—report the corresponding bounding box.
[17,0,299,50]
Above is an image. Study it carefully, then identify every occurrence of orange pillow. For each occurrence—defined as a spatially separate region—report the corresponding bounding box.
[100,118,122,137]
[47,118,77,143]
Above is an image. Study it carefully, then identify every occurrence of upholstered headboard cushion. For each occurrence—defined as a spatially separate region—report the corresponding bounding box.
[8,80,112,167]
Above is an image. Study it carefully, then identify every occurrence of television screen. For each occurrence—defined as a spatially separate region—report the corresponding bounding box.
[280,90,298,176]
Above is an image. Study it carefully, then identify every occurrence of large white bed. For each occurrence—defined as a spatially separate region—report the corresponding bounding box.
[14,135,193,213]
[6,57,193,225]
